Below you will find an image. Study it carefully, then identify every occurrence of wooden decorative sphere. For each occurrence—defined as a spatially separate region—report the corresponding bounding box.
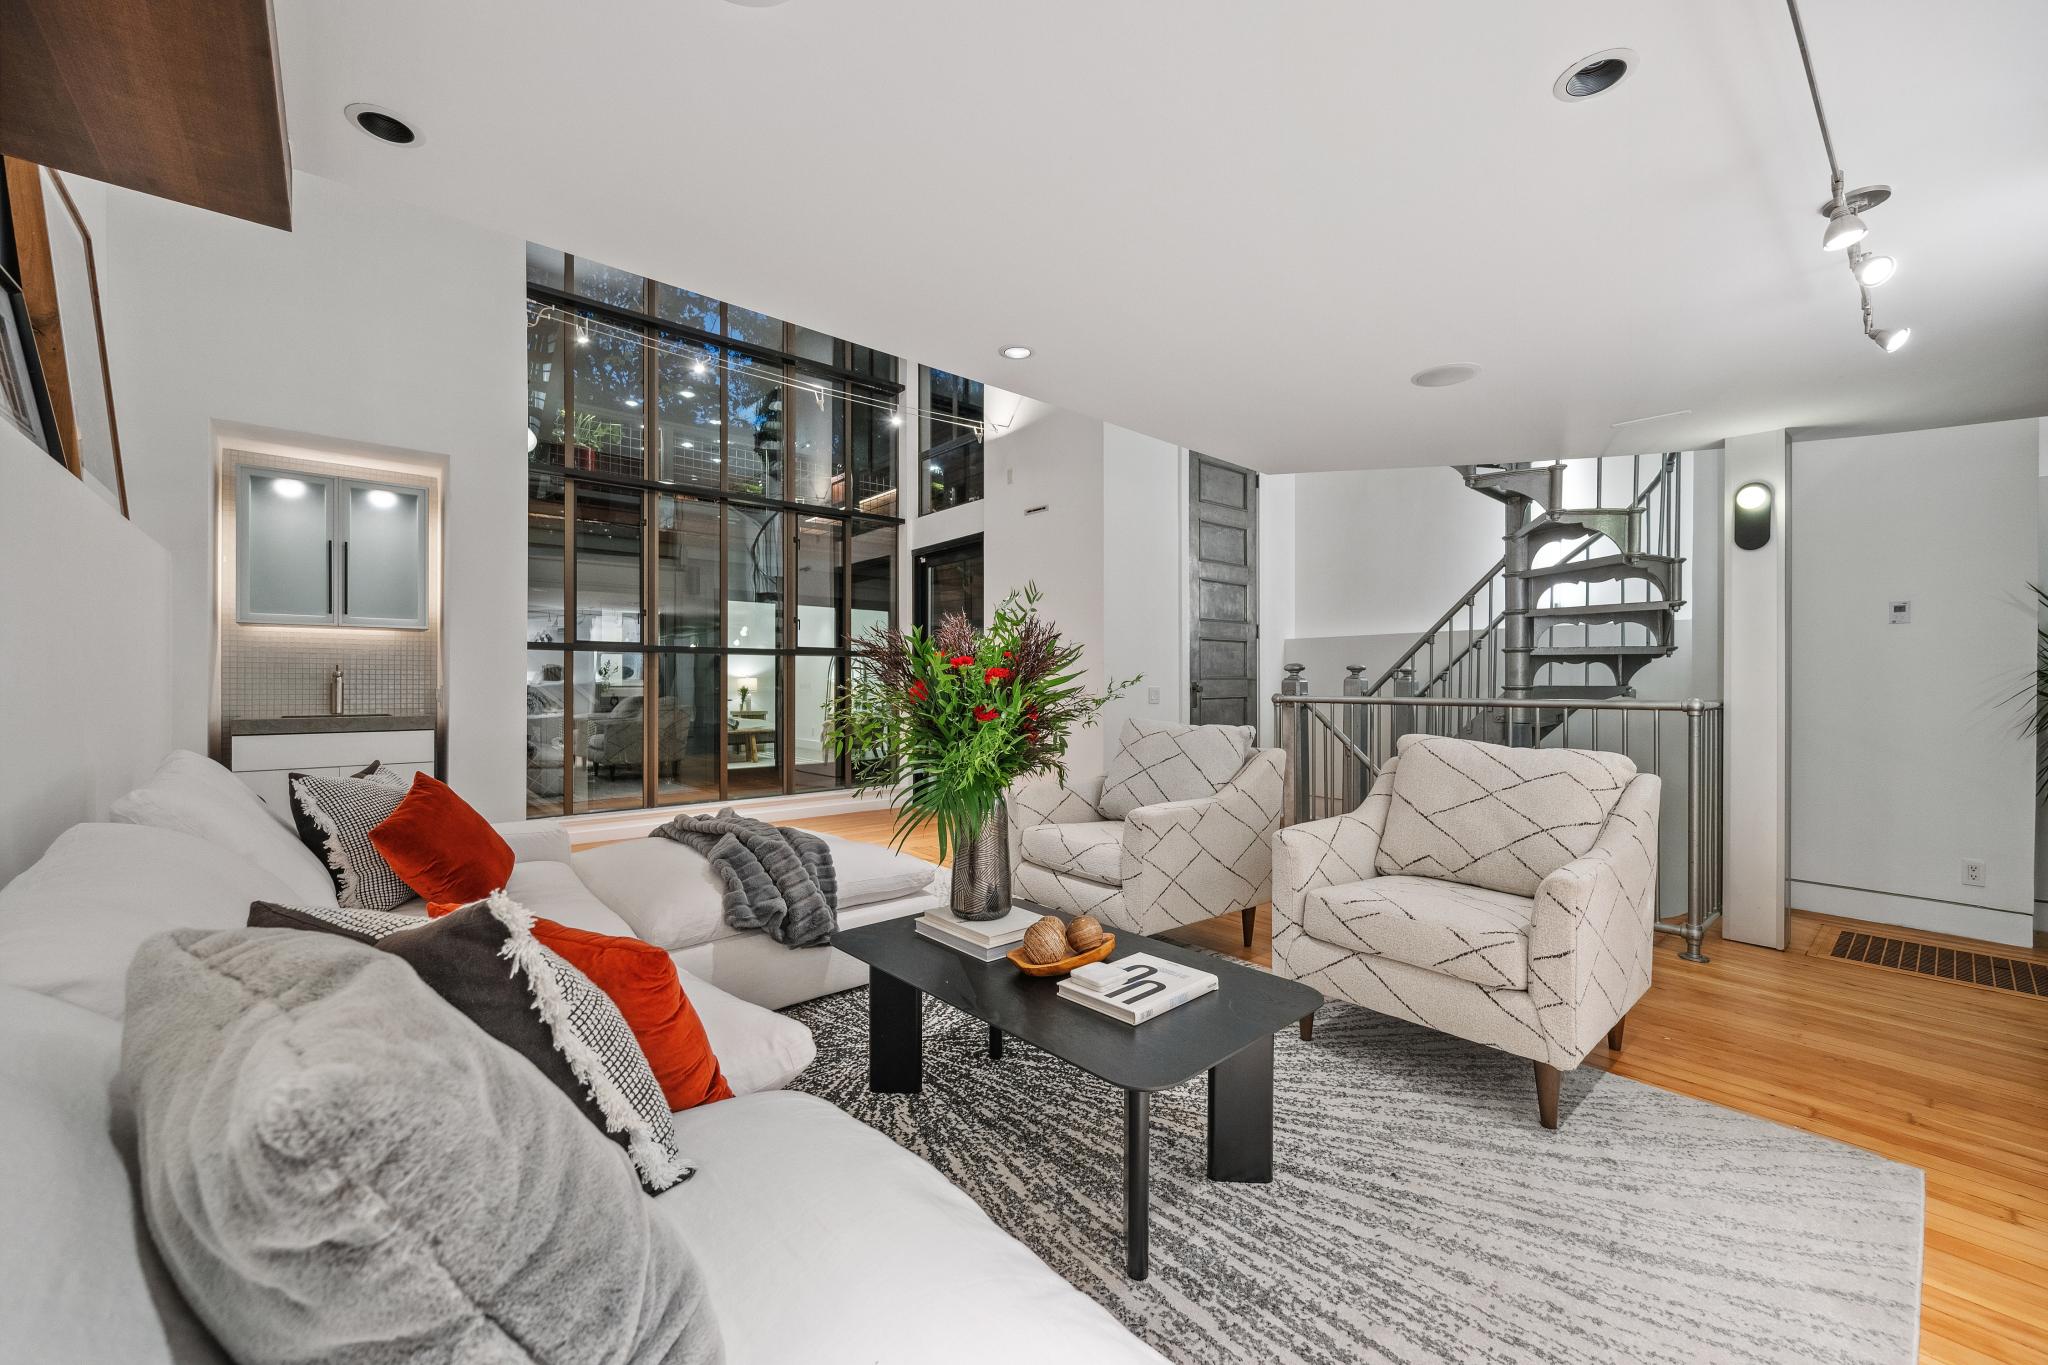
[1021,916,1070,965]
[1066,915,1105,953]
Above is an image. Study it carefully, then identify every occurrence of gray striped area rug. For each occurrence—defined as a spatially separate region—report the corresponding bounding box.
[784,991,1923,1365]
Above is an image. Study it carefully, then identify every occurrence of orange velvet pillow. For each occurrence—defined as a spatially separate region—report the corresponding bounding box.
[429,903,733,1111]
[369,773,514,905]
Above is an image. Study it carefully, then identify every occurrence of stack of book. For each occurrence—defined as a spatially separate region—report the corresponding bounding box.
[1058,953,1218,1025]
[913,905,1041,961]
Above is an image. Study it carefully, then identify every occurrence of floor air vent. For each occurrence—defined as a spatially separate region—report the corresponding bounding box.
[1828,930,2047,997]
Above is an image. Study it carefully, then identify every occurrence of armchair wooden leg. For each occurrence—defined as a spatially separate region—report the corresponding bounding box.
[1298,1011,1314,1042]
[1534,1061,1561,1130]
[1607,1016,1627,1052]
[1240,906,1256,949]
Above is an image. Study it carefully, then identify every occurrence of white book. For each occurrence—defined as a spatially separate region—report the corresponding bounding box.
[912,921,1015,962]
[1057,953,1220,1024]
[914,904,1038,948]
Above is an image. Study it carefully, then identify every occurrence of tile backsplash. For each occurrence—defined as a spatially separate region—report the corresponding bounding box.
[218,448,440,725]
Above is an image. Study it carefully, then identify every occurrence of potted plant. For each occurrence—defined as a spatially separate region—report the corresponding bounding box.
[828,585,1134,919]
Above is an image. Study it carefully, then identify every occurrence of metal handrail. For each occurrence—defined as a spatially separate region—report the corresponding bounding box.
[1283,695,1717,712]
[1381,453,1683,701]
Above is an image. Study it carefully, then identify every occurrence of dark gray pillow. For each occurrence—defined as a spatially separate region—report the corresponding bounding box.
[122,927,724,1365]
[248,897,691,1194]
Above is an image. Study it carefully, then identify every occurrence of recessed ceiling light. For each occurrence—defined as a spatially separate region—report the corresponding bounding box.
[1410,363,1480,388]
[344,103,420,146]
[998,345,1033,360]
[1553,49,1635,102]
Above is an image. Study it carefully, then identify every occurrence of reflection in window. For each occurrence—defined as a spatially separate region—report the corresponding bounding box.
[726,354,784,496]
[526,244,902,814]
[726,505,783,650]
[794,515,843,649]
[657,339,722,487]
[574,650,648,810]
[789,377,841,506]
[574,485,643,642]
[725,654,779,798]
[656,494,719,647]
[654,653,719,805]
[919,367,985,513]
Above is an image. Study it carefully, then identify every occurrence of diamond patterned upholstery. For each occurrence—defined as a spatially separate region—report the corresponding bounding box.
[1376,733,1636,897]
[1006,742,1284,938]
[1273,739,1659,1072]
[1096,719,1254,820]
[1303,876,1533,989]
[1019,821,1125,886]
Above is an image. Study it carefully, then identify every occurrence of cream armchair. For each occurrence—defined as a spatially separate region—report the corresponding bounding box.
[1271,733,1659,1129]
[1005,720,1286,944]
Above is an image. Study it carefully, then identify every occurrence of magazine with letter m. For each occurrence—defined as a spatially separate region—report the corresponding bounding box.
[1056,953,1218,1025]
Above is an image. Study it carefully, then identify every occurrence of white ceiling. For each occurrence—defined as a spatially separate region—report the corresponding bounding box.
[276,0,2048,474]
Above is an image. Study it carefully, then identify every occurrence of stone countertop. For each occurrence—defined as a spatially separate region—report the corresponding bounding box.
[228,715,437,736]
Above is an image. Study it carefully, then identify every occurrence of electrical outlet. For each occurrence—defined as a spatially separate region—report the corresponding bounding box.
[1961,859,1987,889]
[1147,686,1161,706]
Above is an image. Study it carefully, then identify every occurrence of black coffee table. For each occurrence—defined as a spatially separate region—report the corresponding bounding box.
[831,904,1322,1279]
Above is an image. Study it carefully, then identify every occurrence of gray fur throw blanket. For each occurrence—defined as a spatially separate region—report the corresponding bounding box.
[648,810,838,947]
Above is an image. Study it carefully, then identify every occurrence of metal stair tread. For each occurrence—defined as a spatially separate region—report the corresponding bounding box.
[1527,600,1679,617]
[1529,644,1672,658]
[1518,552,1679,580]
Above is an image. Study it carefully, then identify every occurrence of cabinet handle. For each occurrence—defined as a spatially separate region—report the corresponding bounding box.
[326,539,334,614]
[341,542,349,616]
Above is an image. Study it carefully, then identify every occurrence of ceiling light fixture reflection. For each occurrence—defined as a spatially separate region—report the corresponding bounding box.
[271,478,307,499]
[366,489,399,510]
[575,331,590,346]
[888,413,904,427]
[526,426,539,454]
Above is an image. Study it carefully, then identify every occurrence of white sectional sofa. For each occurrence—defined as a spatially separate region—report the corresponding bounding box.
[0,752,1164,1365]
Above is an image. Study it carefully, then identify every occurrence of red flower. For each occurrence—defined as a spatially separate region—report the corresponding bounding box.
[908,680,928,702]
[983,666,1013,684]
[948,655,975,669]
[973,706,1000,723]
[1002,651,1013,659]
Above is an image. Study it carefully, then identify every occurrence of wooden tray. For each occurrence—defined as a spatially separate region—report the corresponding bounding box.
[1008,934,1116,977]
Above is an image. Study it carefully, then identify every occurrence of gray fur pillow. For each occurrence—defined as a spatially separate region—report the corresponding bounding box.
[122,927,724,1365]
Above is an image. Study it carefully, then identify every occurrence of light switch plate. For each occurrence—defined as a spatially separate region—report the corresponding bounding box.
[1888,600,1911,625]
[1147,686,1161,705]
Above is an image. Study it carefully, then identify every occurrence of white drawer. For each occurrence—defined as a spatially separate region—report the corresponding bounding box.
[230,728,435,772]
[239,761,434,827]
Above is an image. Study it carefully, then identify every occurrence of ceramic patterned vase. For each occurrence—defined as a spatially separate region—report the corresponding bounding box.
[949,804,1012,921]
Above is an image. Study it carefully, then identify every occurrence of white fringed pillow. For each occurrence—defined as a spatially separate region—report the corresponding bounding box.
[287,770,412,909]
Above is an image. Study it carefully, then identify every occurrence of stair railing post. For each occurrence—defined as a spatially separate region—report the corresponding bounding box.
[1342,666,1369,809]
[1681,699,1711,963]
[1280,664,1311,826]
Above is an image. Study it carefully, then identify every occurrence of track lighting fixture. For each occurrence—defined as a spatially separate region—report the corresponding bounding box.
[1785,0,1911,354]
[1849,249,1896,287]
[1820,205,1866,252]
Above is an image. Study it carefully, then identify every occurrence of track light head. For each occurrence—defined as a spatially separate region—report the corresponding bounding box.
[1821,206,1867,251]
[1867,325,1911,354]
[1850,250,1896,287]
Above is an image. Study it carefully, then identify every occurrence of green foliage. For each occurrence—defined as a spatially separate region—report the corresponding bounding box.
[827,584,1137,860]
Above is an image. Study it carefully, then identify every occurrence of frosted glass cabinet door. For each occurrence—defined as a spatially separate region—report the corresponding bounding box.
[341,480,428,628]
[237,469,336,624]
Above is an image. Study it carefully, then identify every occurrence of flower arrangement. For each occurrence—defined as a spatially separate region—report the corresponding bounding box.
[828,585,1135,871]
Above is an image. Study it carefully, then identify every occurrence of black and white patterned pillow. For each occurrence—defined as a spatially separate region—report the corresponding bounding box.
[288,770,413,910]
[1097,718,1255,820]
[247,895,692,1193]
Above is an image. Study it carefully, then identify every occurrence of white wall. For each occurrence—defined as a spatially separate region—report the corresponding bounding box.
[1101,424,1185,747]
[0,426,173,883]
[1290,464,1500,639]
[1789,418,2038,947]
[1256,473,1297,744]
[97,172,530,817]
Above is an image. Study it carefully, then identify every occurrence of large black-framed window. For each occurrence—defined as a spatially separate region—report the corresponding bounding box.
[524,246,901,817]
[919,367,984,514]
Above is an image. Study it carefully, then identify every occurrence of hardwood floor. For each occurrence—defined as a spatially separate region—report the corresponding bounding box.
[782,809,2048,1365]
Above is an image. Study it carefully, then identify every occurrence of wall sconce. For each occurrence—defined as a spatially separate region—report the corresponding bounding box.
[1732,481,1775,550]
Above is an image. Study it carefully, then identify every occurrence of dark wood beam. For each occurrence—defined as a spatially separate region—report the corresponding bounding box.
[0,0,291,230]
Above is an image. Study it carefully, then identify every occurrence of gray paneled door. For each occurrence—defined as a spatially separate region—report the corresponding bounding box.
[1187,451,1259,736]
